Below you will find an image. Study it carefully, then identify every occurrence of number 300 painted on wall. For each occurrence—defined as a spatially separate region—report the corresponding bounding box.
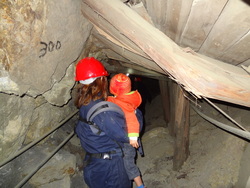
[39,41,61,58]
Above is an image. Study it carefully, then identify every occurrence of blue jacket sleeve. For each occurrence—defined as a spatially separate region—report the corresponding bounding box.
[135,109,144,132]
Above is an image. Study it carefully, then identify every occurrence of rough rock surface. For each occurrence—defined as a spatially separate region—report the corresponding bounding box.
[0,0,92,161]
[1,0,91,96]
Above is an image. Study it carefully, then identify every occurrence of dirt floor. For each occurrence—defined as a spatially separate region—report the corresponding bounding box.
[134,95,250,188]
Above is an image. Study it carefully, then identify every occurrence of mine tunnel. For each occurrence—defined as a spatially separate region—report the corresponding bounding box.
[1,0,250,188]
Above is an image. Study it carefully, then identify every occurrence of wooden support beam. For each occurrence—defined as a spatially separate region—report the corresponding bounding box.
[159,79,170,124]
[173,86,190,171]
[168,80,178,136]
[92,29,165,74]
[102,55,165,80]
[82,0,250,107]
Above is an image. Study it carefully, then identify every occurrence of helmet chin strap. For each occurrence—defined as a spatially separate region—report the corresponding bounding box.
[79,77,98,85]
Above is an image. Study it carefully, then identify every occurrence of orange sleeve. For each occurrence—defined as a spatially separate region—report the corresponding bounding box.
[125,110,140,137]
[107,96,140,137]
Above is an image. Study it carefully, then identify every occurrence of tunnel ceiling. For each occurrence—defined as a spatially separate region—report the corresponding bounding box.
[82,0,250,108]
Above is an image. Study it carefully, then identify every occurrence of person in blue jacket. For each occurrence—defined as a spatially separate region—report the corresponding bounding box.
[74,57,142,188]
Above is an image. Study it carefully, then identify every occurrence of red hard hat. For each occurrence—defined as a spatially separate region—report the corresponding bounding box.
[75,57,108,81]
[110,73,131,96]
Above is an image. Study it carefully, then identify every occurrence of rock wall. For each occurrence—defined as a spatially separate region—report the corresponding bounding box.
[0,0,92,162]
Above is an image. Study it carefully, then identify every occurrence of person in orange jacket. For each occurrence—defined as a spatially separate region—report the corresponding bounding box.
[107,73,146,188]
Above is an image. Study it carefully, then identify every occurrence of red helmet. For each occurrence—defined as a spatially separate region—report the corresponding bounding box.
[75,57,109,81]
[110,73,131,96]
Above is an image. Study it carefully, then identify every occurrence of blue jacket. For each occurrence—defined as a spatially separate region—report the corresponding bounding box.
[75,99,130,154]
[75,99,144,188]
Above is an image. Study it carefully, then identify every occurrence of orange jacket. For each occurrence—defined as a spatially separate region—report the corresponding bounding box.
[107,90,142,138]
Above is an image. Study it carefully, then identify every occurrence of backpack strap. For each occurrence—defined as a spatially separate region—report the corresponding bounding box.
[87,101,124,122]
[80,101,124,135]
[78,116,103,135]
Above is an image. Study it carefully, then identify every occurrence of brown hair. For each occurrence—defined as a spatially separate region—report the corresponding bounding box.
[75,77,108,108]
